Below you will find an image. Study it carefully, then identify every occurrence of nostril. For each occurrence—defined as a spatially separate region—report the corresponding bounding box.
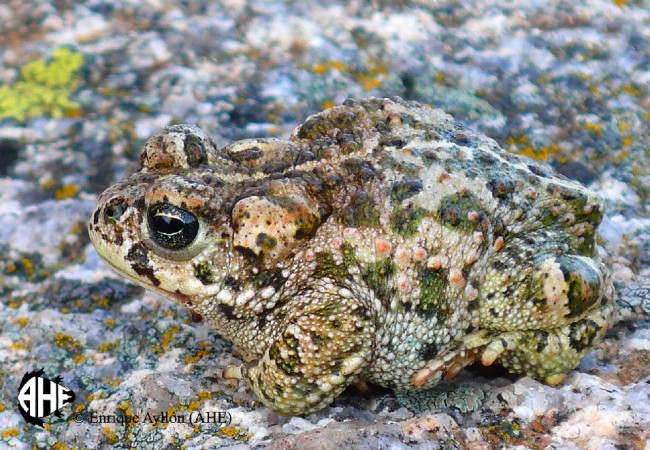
[103,198,127,222]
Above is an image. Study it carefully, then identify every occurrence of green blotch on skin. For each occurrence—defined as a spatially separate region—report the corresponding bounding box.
[314,298,340,317]
[341,243,358,267]
[568,319,601,352]
[362,259,396,303]
[310,330,330,346]
[437,192,487,232]
[313,252,349,281]
[194,261,215,284]
[313,243,358,282]
[559,256,601,319]
[568,198,603,255]
[391,179,423,203]
[418,268,449,320]
[297,115,335,141]
[391,206,428,237]
[538,208,560,226]
[576,230,597,256]
[526,276,549,312]
[338,191,380,228]
[0,48,84,121]
[294,214,322,240]
[256,233,278,249]
[269,336,300,375]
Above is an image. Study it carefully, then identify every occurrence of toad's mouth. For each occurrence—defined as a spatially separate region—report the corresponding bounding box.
[95,251,193,307]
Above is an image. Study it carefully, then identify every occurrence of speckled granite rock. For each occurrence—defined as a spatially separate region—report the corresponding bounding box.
[0,1,648,449]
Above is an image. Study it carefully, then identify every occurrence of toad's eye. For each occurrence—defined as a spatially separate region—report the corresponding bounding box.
[147,203,199,249]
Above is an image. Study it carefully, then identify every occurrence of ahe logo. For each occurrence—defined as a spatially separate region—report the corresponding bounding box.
[17,368,76,428]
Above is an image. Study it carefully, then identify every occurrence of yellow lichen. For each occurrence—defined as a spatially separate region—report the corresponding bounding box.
[631,166,644,176]
[69,221,84,234]
[218,426,253,441]
[583,122,604,135]
[197,390,213,401]
[0,48,84,122]
[102,426,118,443]
[311,60,346,75]
[54,184,80,200]
[118,402,133,417]
[8,299,24,308]
[21,258,34,278]
[54,333,82,350]
[12,342,28,351]
[2,428,19,438]
[359,75,382,90]
[507,134,562,161]
[93,297,109,308]
[153,326,181,355]
[310,59,386,91]
[184,347,210,364]
[220,426,242,438]
[623,84,641,96]
[355,60,388,90]
[621,136,633,148]
[321,100,336,109]
[98,341,120,352]
[187,401,200,411]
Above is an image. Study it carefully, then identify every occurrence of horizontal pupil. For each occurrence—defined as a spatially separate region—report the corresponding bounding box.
[147,203,199,250]
[154,214,184,235]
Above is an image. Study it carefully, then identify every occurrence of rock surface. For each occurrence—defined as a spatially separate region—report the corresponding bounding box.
[0,1,648,449]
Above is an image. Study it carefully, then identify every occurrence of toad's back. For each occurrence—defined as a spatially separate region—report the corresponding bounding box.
[272,98,610,391]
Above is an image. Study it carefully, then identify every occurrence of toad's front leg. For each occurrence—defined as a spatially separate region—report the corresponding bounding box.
[224,291,375,415]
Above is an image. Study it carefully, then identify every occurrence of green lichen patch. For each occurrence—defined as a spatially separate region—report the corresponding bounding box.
[0,48,84,122]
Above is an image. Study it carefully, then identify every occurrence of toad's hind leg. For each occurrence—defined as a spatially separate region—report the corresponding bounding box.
[471,301,612,384]
[473,251,614,384]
